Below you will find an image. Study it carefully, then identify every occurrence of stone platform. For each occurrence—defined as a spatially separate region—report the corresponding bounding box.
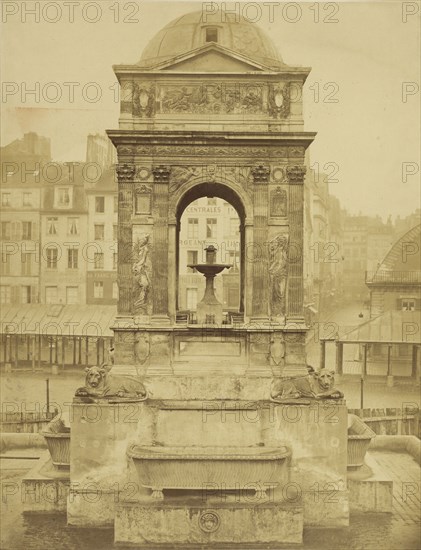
[22,450,70,513]
[114,496,303,547]
[348,452,393,513]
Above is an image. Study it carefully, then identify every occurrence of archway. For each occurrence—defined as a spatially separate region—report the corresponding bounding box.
[175,182,247,320]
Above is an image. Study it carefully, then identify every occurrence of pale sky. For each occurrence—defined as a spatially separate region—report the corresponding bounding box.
[1,1,420,218]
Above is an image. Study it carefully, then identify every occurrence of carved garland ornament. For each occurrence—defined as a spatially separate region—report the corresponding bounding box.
[268,83,291,119]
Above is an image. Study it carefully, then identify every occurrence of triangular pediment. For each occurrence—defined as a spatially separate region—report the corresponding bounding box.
[150,44,274,73]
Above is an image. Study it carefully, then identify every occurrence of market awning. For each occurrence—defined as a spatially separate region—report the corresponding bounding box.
[338,311,421,345]
[0,304,117,337]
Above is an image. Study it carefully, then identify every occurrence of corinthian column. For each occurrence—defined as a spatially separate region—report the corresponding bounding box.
[116,163,135,316]
[286,165,306,321]
[251,164,270,319]
[151,165,171,323]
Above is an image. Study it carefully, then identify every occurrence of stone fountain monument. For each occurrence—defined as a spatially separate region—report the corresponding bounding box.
[66,9,351,546]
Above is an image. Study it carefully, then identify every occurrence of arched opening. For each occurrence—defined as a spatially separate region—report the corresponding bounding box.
[175,182,246,323]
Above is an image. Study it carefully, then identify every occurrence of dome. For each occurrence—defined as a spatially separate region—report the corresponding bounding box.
[138,10,283,68]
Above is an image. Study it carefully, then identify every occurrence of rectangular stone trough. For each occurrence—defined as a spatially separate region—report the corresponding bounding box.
[127,444,291,499]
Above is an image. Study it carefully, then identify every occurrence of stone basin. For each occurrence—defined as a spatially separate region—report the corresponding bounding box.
[128,444,291,499]
[347,414,376,470]
[42,432,70,470]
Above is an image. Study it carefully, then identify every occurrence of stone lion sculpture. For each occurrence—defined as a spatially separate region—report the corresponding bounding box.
[75,364,148,401]
[270,367,344,402]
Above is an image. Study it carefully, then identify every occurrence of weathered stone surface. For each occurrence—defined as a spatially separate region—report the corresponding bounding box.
[22,451,69,513]
[348,453,393,513]
[115,499,303,546]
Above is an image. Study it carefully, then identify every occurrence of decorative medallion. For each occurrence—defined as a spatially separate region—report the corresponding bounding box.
[268,83,291,119]
[133,83,155,118]
[198,510,220,533]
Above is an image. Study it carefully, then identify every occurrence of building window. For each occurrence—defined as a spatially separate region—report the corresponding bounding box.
[68,249,78,269]
[47,217,58,235]
[187,218,199,239]
[230,218,239,235]
[186,288,198,310]
[112,281,118,300]
[1,253,11,275]
[205,27,218,42]
[21,253,32,276]
[46,247,58,269]
[402,299,416,311]
[23,192,32,206]
[0,286,11,304]
[22,221,32,240]
[68,218,79,235]
[21,285,31,304]
[57,188,70,206]
[94,253,104,270]
[95,196,105,213]
[113,253,118,270]
[66,286,78,304]
[187,250,198,273]
[94,224,105,240]
[0,222,11,240]
[113,225,118,241]
[113,195,118,213]
[206,218,217,238]
[45,286,58,304]
[94,281,104,298]
[2,193,11,207]
[207,198,217,206]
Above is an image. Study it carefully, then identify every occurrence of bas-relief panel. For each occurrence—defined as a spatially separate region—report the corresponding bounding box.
[116,144,305,159]
[120,81,293,118]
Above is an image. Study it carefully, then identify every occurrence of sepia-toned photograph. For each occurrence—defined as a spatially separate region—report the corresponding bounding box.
[0,1,420,548]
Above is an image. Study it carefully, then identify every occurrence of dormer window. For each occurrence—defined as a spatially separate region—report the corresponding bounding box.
[205,27,218,43]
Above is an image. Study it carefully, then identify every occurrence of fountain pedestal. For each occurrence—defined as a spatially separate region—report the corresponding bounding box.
[188,245,231,325]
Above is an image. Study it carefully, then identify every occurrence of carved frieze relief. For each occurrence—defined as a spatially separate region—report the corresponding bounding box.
[158,83,264,115]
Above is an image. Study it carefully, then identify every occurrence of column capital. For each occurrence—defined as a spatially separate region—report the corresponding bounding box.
[251,164,270,184]
[116,163,136,182]
[286,165,306,184]
[152,165,171,183]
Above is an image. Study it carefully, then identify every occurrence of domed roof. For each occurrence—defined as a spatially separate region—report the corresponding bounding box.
[138,10,283,68]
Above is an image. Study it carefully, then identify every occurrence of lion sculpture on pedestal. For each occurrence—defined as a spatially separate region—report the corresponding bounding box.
[75,364,148,401]
[270,367,344,402]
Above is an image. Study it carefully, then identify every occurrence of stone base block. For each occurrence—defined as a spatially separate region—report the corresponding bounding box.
[22,451,69,513]
[114,498,303,547]
[303,489,349,527]
[67,489,116,527]
[348,453,393,513]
